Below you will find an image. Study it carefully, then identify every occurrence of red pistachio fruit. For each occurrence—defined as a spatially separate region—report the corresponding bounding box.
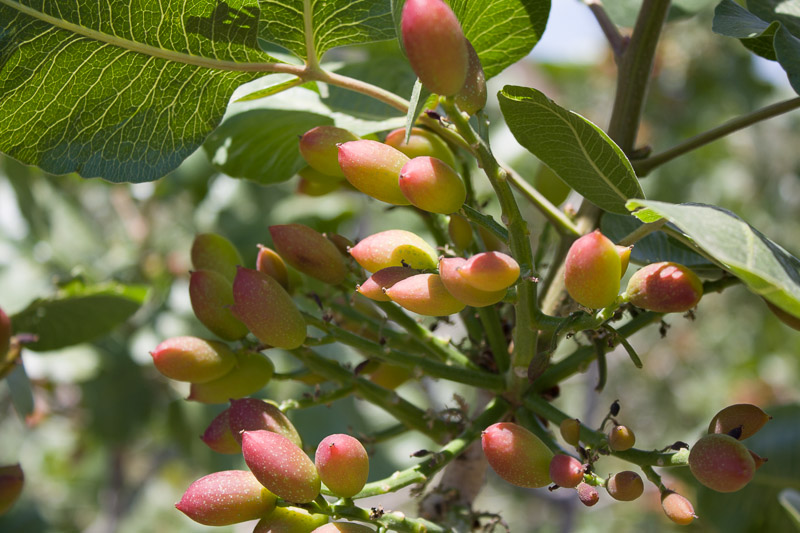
[175,470,276,526]
[242,430,321,504]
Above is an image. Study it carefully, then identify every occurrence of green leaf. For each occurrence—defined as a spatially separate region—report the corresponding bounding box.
[712,0,800,92]
[6,363,34,418]
[600,213,718,270]
[450,0,550,79]
[258,0,395,62]
[0,0,281,182]
[499,86,644,214]
[205,67,408,183]
[10,280,148,351]
[779,489,800,529]
[626,199,800,318]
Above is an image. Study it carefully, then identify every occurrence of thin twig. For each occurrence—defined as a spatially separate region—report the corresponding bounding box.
[584,0,626,57]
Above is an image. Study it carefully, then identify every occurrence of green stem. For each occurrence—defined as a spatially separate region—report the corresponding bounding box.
[606,0,672,150]
[617,219,667,246]
[322,504,448,533]
[291,348,457,442]
[460,205,509,244]
[278,385,356,411]
[354,397,510,498]
[303,313,503,390]
[584,0,626,57]
[523,394,689,467]
[634,97,800,176]
[373,302,476,368]
[505,170,581,237]
[476,306,510,373]
[439,99,539,398]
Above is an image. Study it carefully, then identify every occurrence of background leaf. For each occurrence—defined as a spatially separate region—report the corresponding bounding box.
[6,363,34,418]
[713,0,800,92]
[10,280,148,352]
[626,200,800,318]
[499,86,644,214]
[258,0,395,61]
[0,0,281,182]
[206,56,411,183]
[600,213,718,270]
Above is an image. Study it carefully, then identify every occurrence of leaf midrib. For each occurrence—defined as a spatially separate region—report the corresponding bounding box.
[0,0,301,74]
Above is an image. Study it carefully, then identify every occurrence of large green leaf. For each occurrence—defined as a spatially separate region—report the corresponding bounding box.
[392,0,550,80]
[626,199,800,318]
[0,0,283,182]
[713,0,800,93]
[450,0,550,79]
[205,69,408,183]
[499,86,644,214]
[258,0,395,62]
[10,280,148,351]
[600,213,717,270]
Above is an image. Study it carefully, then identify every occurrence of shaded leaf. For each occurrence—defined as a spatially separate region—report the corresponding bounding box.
[779,489,800,529]
[205,66,408,183]
[6,363,34,418]
[10,280,148,351]
[258,0,395,61]
[499,86,644,214]
[713,0,800,92]
[601,213,717,270]
[626,200,800,318]
[0,0,279,182]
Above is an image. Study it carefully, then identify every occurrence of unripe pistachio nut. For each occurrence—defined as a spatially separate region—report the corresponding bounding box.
[191,233,243,283]
[399,156,466,214]
[357,267,420,302]
[299,126,359,177]
[385,127,457,169]
[401,0,468,96]
[229,397,302,447]
[661,491,696,525]
[458,251,520,292]
[150,336,236,383]
[708,403,771,440]
[0,464,23,516]
[175,470,276,526]
[764,299,800,330]
[254,505,329,533]
[559,418,581,447]
[230,267,307,350]
[482,422,554,488]
[337,140,410,205]
[616,245,632,278]
[439,257,506,307]
[447,214,474,250]
[189,270,249,340]
[608,425,636,452]
[188,350,274,404]
[576,482,599,506]
[564,230,621,309]
[368,362,414,390]
[242,430,321,504]
[315,434,369,498]
[257,245,291,291]
[548,454,584,488]
[606,471,644,501]
[625,261,703,313]
[201,408,241,454]
[385,273,466,316]
[688,433,755,492]
[349,230,438,272]
[269,224,347,285]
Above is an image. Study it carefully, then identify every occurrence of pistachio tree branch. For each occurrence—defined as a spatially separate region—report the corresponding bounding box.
[633,97,800,176]
[584,0,626,57]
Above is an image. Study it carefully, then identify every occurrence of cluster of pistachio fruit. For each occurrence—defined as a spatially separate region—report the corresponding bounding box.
[176,397,370,532]
[565,230,703,313]
[481,402,770,526]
